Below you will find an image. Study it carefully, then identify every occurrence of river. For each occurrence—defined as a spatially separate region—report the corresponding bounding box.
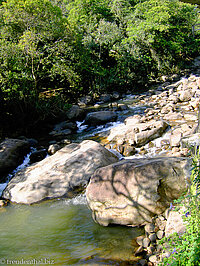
[0,93,152,266]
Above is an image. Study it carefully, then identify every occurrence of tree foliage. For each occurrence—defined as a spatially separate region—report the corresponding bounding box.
[0,0,199,136]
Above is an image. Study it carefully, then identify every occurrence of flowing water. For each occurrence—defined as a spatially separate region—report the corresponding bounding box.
[0,94,156,266]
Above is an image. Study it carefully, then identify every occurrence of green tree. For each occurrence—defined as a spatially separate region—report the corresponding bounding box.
[126,0,200,73]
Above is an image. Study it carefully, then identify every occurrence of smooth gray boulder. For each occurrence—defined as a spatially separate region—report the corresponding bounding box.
[86,157,191,227]
[0,139,30,178]
[2,140,119,204]
[85,111,117,126]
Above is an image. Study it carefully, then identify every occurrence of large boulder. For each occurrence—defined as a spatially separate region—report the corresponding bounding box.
[2,140,119,204]
[107,120,168,147]
[0,139,30,179]
[86,157,191,227]
[85,111,117,126]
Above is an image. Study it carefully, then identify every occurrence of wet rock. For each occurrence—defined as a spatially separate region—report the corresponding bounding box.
[85,111,117,126]
[29,149,47,163]
[86,157,190,227]
[78,96,93,107]
[3,140,119,204]
[0,139,30,178]
[66,105,86,120]
[138,259,148,266]
[49,121,77,137]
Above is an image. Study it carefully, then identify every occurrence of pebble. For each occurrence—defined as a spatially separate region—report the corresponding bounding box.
[142,237,151,248]
[145,223,155,234]
[156,230,164,239]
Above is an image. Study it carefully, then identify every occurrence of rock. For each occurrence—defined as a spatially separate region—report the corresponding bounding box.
[163,112,183,121]
[0,139,30,178]
[148,255,158,264]
[156,230,164,239]
[165,210,186,237]
[149,233,157,242]
[142,237,150,248]
[0,200,7,207]
[49,121,77,137]
[85,111,117,126]
[145,223,155,234]
[86,157,190,227]
[136,235,145,246]
[181,133,200,150]
[147,245,156,254]
[29,149,47,163]
[135,246,144,256]
[107,120,168,147]
[48,144,61,155]
[78,96,93,107]
[98,94,111,103]
[138,259,148,266]
[170,131,182,147]
[178,89,194,102]
[184,114,197,122]
[2,140,119,204]
[66,105,86,121]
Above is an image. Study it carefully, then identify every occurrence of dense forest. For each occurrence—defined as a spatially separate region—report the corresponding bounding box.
[0,0,200,137]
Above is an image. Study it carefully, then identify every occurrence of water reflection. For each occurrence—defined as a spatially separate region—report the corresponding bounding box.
[0,196,143,265]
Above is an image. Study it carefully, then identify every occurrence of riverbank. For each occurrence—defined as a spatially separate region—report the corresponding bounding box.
[0,58,200,265]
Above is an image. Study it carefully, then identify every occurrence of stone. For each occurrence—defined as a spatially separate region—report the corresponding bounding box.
[178,89,194,102]
[85,111,117,126]
[142,237,150,248]
[165,210,186,237]
[138,259,148,266]
[49,121,78,137]
[156,230,164,239]
[86,157,191,227]
[0,200,7,207]
[2,140,119,204]
[136,235,145,246]
[148,255,158,264]
[149,233,157,242]
[48,144,61,155]
[29,149,47,163]
[163,112,183,121]
[135,246,144,256]
[184,114,197,122]
[181,133,200,150]
[66,105,86,120]
[0,139,30,179]
[107,120,168,147]
[147,245,156,254]
[145,223,155,234]
[170,131,182,147]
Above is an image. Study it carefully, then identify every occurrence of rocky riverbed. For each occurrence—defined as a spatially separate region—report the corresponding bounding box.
[0,60,200,265]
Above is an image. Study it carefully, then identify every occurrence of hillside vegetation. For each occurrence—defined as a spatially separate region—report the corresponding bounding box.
[0,0,199,136]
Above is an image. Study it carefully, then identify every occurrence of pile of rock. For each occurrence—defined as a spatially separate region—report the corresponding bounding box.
[135,208,186,265]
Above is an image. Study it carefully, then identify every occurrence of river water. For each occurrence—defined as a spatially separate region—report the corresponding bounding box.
[0,93,161,266]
